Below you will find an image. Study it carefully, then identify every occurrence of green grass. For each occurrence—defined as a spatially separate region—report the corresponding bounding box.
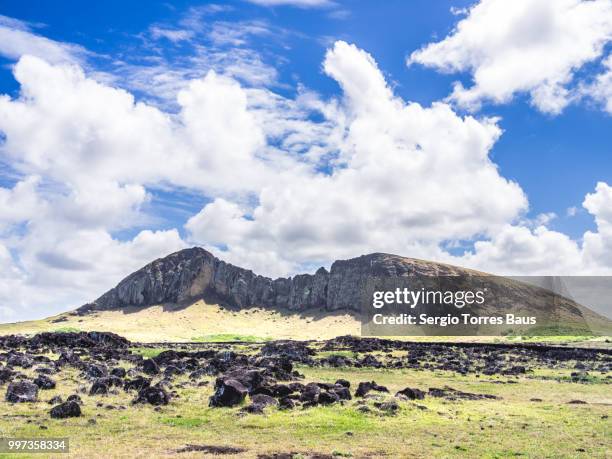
[317,350,359,359]
[503,325,596,338]
[190,333,271,343]
[52,326,81,333]
[159,415,210,428]
[0,350,609,458]
[129,347,167,358]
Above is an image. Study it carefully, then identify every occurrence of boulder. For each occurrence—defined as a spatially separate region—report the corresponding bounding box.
[66,394,83,404]
[395,387,425,400]
[34,375,56,390]
[110,367,127,378]
[124,377,151,392]
[299,382,321,403]
[250,394,278,407]
[209,379,248,407]
[5,381,38,403]
[50,401,81,419]
[318,391,340,405]
[332,385,352,401]
[89,379,109,395]
[355,381,389,397]
[279,397,296,410]
[142,359,160,375]
[134,386,170,406]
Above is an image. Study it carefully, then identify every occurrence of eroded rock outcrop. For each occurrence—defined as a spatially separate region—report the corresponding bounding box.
[78,248,467,313]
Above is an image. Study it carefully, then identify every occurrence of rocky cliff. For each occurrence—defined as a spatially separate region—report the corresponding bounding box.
[78,248,474,313]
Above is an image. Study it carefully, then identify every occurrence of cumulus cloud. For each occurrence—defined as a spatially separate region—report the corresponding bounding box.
[455,181,612,276]
[1,32,612,322]
[408,0,612,114]
[582,182,612,269]
[186,41,528,272]
[0,55,276,319]
[583,55,612,114]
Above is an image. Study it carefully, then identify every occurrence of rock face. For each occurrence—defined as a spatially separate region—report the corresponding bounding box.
[79,248,471,313]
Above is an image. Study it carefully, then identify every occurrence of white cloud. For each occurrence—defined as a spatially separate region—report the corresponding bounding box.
[533,212,557,227]
[583,54,612,113]
[1,29,612,323]
[408,0,612,114]
[452,182,612,275]
[0,16,86,64]
[0,228,186,321]
[187,41,528,272]
[208,20,271,46]
[149,26,194,43]
[0,176,45,231]
[457,224,583,275]
[582,182,612,269]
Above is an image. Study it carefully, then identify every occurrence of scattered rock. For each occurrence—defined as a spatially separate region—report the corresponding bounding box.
[142,359,160,375]
[134,386,170,406]
[67,394,83,405]
[5,381,38,403]
[111,367,127,378]
[50,401,81,419]
[396,387,425,400]
[209,379,248,407]
[375,400,400,414]
[89,379,109,395]
[355,381,388,397]
[428,386,499,401]
[34,375,56,390]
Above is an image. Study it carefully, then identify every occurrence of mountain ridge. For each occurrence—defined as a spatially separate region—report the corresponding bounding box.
[78,247,485,314]
[76,247,612,337]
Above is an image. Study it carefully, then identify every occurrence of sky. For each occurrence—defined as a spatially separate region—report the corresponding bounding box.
[0,0,611,322]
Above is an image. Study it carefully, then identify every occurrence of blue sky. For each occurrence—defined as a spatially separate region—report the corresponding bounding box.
[1,0,609,239]
[0,0,611,321]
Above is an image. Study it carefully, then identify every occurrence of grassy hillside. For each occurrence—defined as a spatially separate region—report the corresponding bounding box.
[0,300,360,342]
[0,300,609,347]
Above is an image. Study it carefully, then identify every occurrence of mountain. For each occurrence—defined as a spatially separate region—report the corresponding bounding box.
[75,248,612,337]
[79,248,476,314]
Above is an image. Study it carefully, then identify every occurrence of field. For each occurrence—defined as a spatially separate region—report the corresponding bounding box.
[0,301,608,347]
[0,301,359,342]
[0,332,610,459]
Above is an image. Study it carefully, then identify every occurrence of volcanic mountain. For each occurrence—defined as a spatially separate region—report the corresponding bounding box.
[74,248,611,336]
[78,248,483,313]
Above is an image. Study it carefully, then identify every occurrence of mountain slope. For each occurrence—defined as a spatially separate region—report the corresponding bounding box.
[79,248,484,314]
[75,247,611,336]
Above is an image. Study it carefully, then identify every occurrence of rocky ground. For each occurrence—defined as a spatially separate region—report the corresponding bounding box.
[0,332,610,458]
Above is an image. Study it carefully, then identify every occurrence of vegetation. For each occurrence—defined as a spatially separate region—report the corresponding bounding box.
[0,346,609,458]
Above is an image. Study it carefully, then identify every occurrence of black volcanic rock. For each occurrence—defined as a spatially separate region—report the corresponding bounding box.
[6,381,38,403]
[50,401,81,418]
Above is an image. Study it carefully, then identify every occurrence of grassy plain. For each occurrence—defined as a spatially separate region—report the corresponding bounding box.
[0,347,610,458]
